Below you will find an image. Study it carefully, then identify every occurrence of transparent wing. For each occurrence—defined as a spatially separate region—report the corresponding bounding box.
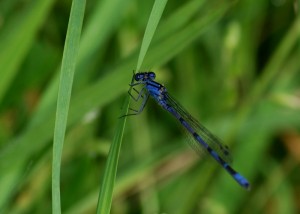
[164,92,233,164]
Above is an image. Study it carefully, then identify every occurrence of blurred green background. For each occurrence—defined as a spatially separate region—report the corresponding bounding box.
[0,0,300,213]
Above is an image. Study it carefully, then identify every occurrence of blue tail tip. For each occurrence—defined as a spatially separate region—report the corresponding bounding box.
[235,173,251,191]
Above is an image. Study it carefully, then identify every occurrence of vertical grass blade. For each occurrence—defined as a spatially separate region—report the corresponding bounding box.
[96,96,130,214]
[52,1,86,213]
[136,0,168,71]
[96,0,168,213]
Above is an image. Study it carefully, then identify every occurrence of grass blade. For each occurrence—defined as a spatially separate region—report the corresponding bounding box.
[52,1,86,213]
[96,96,130,213]
[136,0,168,70]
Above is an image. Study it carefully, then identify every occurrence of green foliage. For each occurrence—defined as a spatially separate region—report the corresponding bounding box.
[0,0,299,213]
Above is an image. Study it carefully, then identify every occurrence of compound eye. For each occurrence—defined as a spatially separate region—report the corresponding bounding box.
[134,73,144,81]
[148,72,156,80]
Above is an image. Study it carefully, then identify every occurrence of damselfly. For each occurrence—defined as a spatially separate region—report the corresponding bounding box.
[127,71,250,190]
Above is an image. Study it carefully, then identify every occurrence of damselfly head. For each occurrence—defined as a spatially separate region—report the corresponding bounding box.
[134,72,156,81]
